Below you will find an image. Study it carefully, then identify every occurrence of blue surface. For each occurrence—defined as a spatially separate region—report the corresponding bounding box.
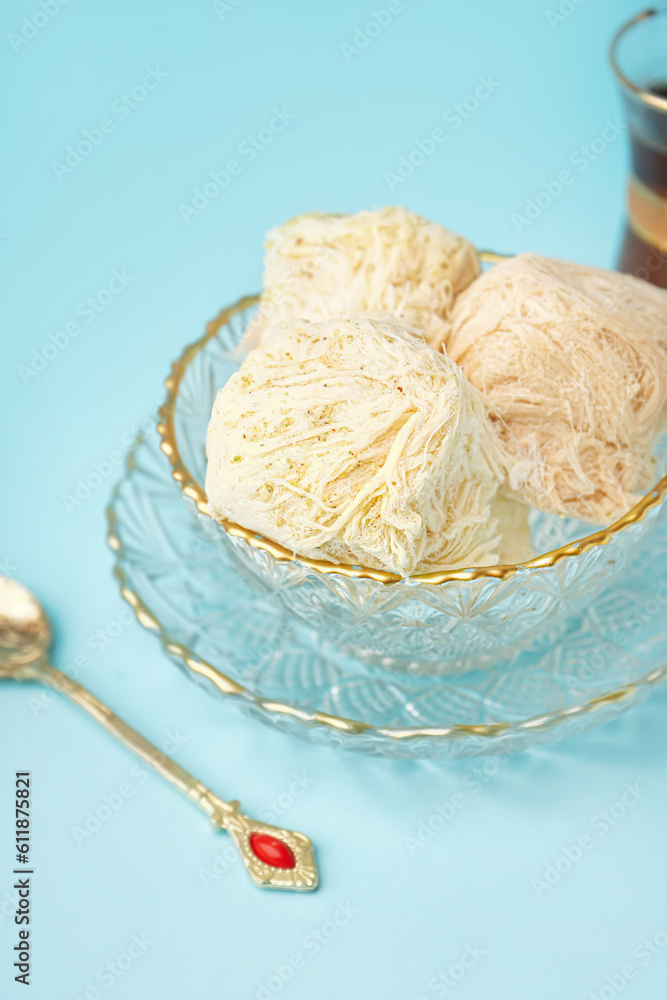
[2,1,667,997]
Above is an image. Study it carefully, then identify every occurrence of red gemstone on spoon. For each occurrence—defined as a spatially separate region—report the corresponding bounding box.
[249,833,296,869]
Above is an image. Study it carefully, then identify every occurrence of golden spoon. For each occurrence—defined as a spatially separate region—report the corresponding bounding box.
[0,576,318,892]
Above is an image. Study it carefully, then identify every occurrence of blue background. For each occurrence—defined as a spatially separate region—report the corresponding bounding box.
[2,0,667,997]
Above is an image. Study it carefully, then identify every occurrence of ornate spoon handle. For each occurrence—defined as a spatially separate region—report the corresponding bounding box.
[15,659,319,892]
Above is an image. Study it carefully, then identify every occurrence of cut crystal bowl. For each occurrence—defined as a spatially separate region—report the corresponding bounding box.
[157,294,667,674]
[108,424,667,758]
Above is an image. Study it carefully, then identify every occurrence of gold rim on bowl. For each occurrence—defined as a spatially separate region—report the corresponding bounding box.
[156,254,667,586]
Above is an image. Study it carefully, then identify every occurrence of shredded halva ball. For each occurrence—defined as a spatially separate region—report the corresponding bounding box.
[447,253,667,523]
[207,317,508,576]
[242,206,479,352]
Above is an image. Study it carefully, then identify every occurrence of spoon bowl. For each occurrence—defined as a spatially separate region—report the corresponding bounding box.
[0,576,50,671]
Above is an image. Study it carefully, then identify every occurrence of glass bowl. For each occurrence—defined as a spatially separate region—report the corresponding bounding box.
[157,285,667,675]
[108,424,667,758]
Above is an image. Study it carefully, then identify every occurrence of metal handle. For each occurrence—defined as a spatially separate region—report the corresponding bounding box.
[15,658,319,891]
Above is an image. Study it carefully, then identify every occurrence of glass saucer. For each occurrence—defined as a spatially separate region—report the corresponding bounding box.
[107,425,667,758]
